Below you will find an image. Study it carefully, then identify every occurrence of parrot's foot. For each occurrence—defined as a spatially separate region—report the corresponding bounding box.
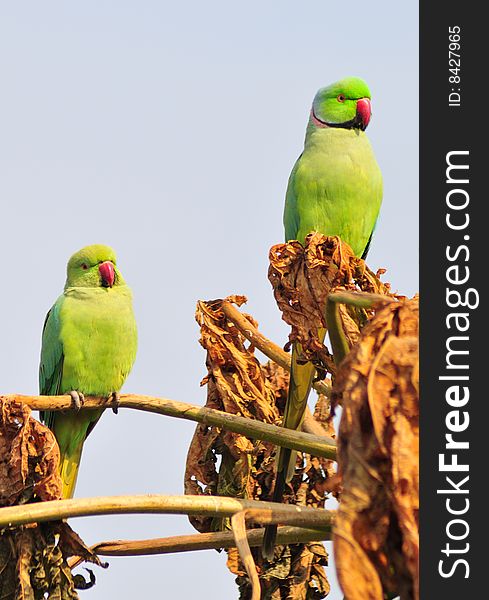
[108,391,120,414]
[69,390,85,411]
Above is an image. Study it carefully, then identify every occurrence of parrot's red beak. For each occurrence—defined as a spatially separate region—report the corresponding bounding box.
[356,98,371,129]
[99,261,115,288]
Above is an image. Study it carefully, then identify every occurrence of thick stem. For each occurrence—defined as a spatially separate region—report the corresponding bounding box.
[327,290,394,310]
[325,299,350,366]
[325,291,394,365]
[0,494,335,531]
[83,526,331,557]
[4,394,336,460]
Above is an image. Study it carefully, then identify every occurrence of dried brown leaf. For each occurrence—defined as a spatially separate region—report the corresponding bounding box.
[0,519,103,600]
[258,543,330,600]
[195,296,280,423]
[0,399,103,599]
[333,297,419,600]
[0,399,62,505]
[185,297,282,530]
[186,297,335,598]
[56,522,105,569]
[268,233,392,378]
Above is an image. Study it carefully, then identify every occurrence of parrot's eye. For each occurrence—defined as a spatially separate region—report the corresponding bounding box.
[81,263,88,270]
[337,94,346,103]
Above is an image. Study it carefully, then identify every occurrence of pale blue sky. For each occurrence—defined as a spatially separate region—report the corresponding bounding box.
[0,2,418,598]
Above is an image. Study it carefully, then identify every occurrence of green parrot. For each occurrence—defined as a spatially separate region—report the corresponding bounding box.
[263,77,383,559]
[39,244,137,499]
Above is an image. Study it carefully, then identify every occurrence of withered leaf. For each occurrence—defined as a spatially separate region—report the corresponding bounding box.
[0,398,104,599]
[258,543,330,600]
[333,297,419,600]
[186,297,334,598]
[185,296,282,532]
[268,233,393,378]
[0,520,103,600]
[72,569,96,590]
[0,398,62,505]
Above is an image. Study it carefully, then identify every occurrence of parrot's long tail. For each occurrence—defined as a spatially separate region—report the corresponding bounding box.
[59,441,84,499]
[262,340,320,560]
[49,409,103,499]
[262,447,291,560]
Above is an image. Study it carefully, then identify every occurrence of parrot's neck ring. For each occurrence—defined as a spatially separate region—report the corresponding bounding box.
[311,108,366,132]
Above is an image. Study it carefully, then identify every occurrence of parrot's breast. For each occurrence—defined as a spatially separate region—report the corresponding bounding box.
[290,128,383,255]
[59,286,137,395]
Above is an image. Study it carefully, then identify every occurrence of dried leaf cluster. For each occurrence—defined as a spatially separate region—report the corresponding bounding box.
[332,297,419,600]
[0,399,61,505]
[268,233,392,377]
[185,296,335,599]
[0,398,103,599]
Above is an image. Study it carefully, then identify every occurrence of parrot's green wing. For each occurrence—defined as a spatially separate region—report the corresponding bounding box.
[283,158,301,242]
[39,297,64,429]
[39,296,97,499]
[361,229,375,260]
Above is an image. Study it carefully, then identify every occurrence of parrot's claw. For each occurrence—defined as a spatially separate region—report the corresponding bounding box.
[69,390,85,411]
[108,391,120,414]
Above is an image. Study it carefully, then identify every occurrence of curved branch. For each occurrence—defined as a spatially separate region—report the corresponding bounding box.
[68,525,331,569]
[5,394,336,459]
[325,291,395,365]
[325,298,350,366]
[87,526,331,557]
[0,494,335,531]
[232,510,260,600]
[328,290,395,309]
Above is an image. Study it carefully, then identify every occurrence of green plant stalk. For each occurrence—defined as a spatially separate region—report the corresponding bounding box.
[325,298,351,366]
[325,291,395,365]
[72,525,331,560]
[0,494,335,531]
[328,290,394,310]
[3,393,336,460]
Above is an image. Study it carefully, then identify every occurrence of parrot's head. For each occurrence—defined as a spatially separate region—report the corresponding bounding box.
[65,244,125,289]
[310,77,373,131]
